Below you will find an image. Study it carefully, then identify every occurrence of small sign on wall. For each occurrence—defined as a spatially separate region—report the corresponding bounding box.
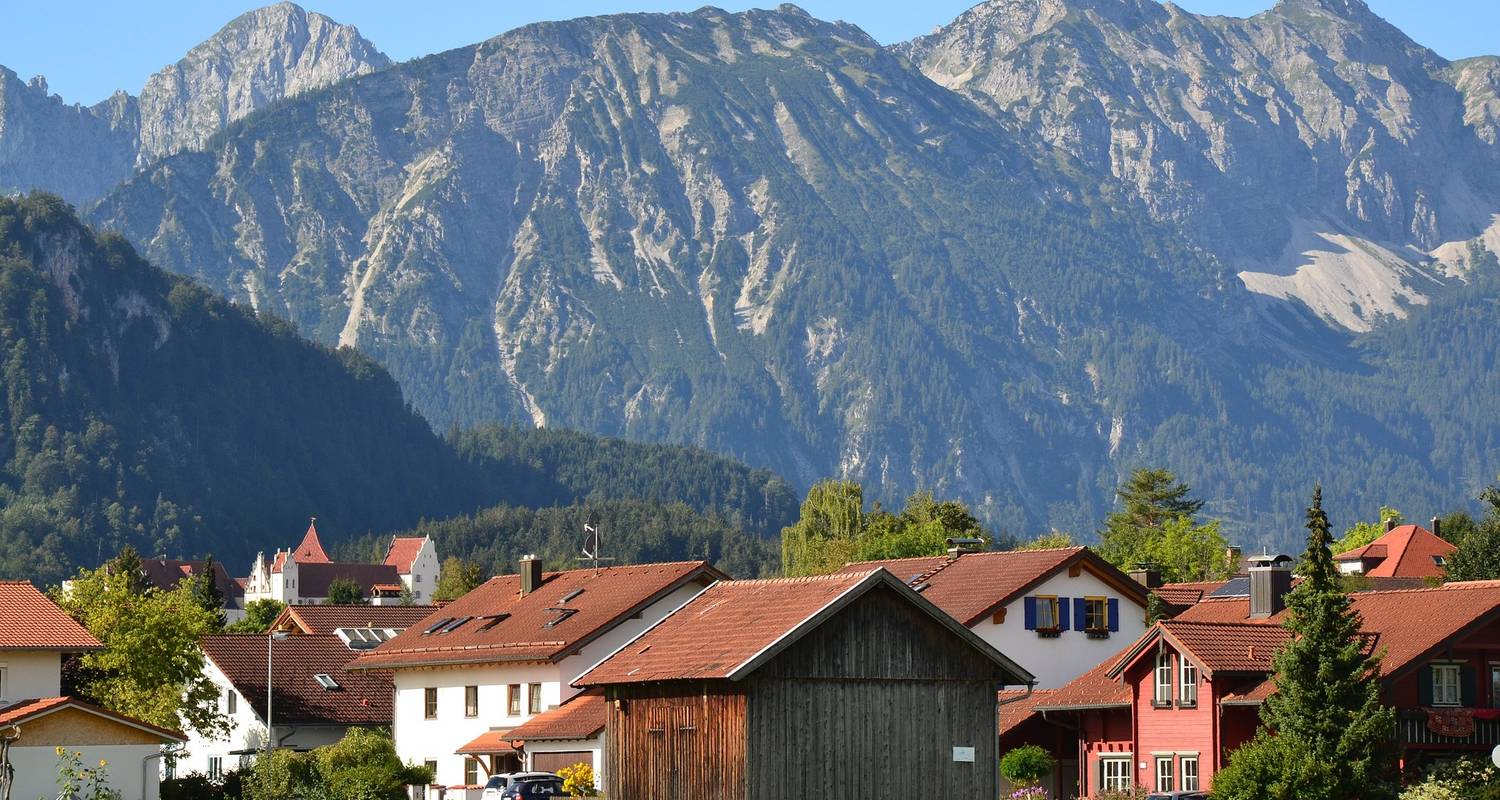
[953,746,976,763]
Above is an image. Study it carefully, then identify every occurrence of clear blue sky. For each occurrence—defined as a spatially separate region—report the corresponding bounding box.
[5,0,1495,106]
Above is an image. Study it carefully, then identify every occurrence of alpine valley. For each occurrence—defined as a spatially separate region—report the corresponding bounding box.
[6,0,1500,554]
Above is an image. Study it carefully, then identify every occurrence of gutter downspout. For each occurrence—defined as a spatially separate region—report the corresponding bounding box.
[1040,709,1086,798]
[142,749,164,800]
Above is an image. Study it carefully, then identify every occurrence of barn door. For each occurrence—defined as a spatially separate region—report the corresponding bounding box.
[645,702,699,800]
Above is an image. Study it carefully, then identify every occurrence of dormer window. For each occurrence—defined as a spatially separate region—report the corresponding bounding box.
[1154,651,1173,706]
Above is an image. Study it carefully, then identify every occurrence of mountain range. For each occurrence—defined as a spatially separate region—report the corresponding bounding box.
[4,0,1500,551]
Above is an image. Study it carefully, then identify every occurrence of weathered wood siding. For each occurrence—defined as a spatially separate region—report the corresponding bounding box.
[746,584,1006,800]
[605,682,748,800]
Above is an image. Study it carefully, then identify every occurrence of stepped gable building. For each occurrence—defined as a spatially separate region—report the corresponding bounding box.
[1013,554,1500,798]
[348,557,726,797]
[576,568,1034,800]
[244,521,440,606]
[1334,519,1456,578]
[177,634,393,780]
[0,581,185,800]
[838,544,1150,687]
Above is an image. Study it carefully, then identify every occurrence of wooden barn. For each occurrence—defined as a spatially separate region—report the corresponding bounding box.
[576,568,1035,800]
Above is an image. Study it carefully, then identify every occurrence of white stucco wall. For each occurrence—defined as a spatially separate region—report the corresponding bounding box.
[972,569,1149,688]
[391,580,708,788]
[9,743,164,800]
[401,539,440,603]
[0,650,63,701]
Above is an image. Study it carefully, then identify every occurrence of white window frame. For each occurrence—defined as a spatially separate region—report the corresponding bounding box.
[1156,756,1174,792]
[1181,755,1200,791]
[1433,663,1462,706]
[1099,755,1132,791]
[1180,658,1198,707]
[1154,651,1173,705]
[208,756,223,781]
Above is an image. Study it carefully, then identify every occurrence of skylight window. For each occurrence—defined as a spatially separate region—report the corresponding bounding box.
[477,614,510,632]
[439,616,472,634]
[314,674,340,691]
[543,608,579,628]
[422,617,455,635]
[560,588,585,604]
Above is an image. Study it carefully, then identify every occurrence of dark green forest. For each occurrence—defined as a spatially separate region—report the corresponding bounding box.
[0,195,796,583]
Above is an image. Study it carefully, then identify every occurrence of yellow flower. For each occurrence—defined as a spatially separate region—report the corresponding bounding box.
[55,746,66,756]
[99,759,108,768]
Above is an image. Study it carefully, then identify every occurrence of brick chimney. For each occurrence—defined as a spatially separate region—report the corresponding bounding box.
[519,554,544,596]
[1385,517,1398,533]
[1248,553,1293,619]
[1430,516,1441,539]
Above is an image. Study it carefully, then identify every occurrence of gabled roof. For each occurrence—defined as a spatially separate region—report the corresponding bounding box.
[576,569,1034,687]
[1332,525,1455,578]
[504,690,605,742]
[0,581,100,651]
[1108,621,1292,678]
[348,561,728,670]
[286,520,333,566]
[201,635,392,725]
[140,559,245,600]
[383,537,428,572]
[1033,646,1133,712]
[271,604,437,635]
[0,697,186,742]
[836,547,1148,627]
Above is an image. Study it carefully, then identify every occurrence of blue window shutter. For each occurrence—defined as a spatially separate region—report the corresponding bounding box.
[1418,666,1433,706]
[1463,665,1478,707]
[1108,598,1120,632]
[1057,598,1069,631]
[1024,597,1037,630]
[1074,598,1087,631]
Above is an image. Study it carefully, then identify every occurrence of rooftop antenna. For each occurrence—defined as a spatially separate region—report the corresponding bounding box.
[577,512,615,576]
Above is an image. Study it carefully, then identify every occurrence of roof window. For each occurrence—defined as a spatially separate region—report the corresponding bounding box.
[314,674,340,691]
[422,617,455,635]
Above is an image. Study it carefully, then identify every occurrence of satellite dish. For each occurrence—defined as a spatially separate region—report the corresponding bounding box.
[1491,743,1500,769]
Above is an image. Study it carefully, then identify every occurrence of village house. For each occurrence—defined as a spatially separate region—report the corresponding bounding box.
[840,544,1150,687]
[575,568,1034,800]
[1334,519,1455,578]
[1012,555,1500,797]
[175,634,393,780]
[243,522,440,606]
[267,603,437,647]
[0,580,185,800]
[347,558,725,797]
[139,558,248,624]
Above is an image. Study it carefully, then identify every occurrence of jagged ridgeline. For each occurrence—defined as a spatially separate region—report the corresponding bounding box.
[0,195,796,582]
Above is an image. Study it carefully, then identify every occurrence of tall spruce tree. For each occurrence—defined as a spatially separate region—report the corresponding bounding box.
[1212,486,1397,800]
[188,556,227,630]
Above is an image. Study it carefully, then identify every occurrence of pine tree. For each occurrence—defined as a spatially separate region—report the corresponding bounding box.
[107,545,153,595]
[1446,484,1500,581]
[188,555,227,630]
[1212,486,1397,800]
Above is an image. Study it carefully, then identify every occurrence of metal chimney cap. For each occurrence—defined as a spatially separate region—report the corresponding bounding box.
[1246,553,1293,569]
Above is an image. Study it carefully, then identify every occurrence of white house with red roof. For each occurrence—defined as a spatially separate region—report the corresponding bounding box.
[1335,519,1456,578]
[0,580,186,800]
[347,557,725,797]
[244,521,439,606]
[839,546,1150,688]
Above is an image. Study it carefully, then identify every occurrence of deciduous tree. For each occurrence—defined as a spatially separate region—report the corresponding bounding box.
[226,599,285,633]
[432,557,484,602]
[324,578,365,605]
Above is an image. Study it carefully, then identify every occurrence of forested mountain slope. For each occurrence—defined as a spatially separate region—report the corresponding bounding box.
[0,195,795,581]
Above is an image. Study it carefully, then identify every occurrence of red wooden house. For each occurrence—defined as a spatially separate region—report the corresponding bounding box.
[1012,554,1500,797]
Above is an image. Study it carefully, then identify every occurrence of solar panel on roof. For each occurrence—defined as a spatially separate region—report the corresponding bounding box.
[1208,577,1250,598]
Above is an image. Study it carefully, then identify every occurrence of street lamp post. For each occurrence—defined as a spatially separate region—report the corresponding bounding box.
[266,631,289,756]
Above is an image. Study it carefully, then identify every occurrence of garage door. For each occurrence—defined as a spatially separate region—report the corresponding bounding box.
[531,751,593,774]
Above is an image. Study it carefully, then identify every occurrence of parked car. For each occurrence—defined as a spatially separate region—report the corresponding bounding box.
[480,772,560,800]
[499,777,565,799]
[1146,793,1208,800]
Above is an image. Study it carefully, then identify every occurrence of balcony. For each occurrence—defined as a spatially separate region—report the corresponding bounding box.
[1398,708,1500,748]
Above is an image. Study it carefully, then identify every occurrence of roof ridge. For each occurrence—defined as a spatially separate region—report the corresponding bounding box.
[1358,579,1500,595]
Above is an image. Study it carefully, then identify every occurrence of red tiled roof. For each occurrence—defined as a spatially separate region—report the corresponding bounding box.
[1332,525,1455,578]
[577,569,1031,687]
[1155,621,1291,675]
[504,690,605,742]
[457,730,520,755]
[837,547,1147,626]
[998,689,1056,737]
[349,561,727,670]
[1350,580,1500,677]
[1154,580,1230,607]
[272,604,437,635]
[294,563,403,598]
[202,635,392,725]
[1221,678,1276,705]
[140,559,245,600]
[0,697,186,742]
[0,581,100,651]
[293,521,332,564]
[383,537,427,572]
[1035,645,1134,712]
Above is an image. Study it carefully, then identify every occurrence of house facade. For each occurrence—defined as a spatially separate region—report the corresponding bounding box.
[0,581,185,800]
[576,568,1034,800]
[175,634,392,780]
[244,522,430,606]
[841,545,1150,688]
[139,559,248,624]
[348,558,725,796]
[1028,556,1500,796]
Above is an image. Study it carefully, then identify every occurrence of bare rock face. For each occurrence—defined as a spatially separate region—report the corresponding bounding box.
[900,0,1500,331]
[136,2,390,162]
[0,2,387,205]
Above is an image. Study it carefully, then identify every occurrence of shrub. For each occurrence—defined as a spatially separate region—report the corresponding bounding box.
[556,762,598,797]
[1000,745,1056,788]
